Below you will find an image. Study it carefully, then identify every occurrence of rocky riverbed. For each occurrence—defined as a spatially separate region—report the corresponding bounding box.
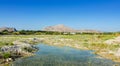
[0,38,43,65]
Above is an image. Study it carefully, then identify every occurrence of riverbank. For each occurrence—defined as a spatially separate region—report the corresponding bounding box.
[42,35,120,62]
[0,37,43,65]
[0,35,120,65]
[13,44,120,66]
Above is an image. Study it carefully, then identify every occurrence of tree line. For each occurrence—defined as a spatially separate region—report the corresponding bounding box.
[0,30,120,35]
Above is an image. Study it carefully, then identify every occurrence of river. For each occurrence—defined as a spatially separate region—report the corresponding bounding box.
[12,44,120,66]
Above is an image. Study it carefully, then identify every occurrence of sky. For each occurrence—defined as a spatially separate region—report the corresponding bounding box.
[0,0,120,32]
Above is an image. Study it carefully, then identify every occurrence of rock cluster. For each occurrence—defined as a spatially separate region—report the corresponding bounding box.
[0,38,43,64]
[1,45,21,53]
[0,38,42,58]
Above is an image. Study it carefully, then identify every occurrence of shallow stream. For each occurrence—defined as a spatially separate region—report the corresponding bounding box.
[13,44,120,66]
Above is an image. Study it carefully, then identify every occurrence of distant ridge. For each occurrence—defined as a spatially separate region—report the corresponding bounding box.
[0,25,101,33]
[76,29,101,33]
[43,24,76,32]
[43,24,101,33]
[0,27,17,32]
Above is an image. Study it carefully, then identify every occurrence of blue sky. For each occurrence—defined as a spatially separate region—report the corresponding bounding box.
[0,0,120,32]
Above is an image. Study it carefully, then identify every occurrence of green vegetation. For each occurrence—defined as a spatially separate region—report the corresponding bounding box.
[0,34,120,63]
[0,29,120,35]
[3,53,11,59]
[23,47,38,53]
[0,30,63,35]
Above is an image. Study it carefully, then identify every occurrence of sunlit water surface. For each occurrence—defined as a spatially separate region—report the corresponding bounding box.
[13,44,120,66]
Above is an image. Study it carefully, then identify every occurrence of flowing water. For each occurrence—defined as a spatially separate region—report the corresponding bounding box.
[13,44,120,66]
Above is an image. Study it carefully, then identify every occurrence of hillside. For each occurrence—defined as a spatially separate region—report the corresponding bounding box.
[43,24,76,32]
[43,24,101,33]
[0,27,17,32]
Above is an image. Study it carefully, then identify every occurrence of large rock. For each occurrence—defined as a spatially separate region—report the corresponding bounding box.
[1,45,21,53]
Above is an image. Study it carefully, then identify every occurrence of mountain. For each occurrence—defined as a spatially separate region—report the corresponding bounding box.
[0,27,17,32]
[43,24,76,32]
[43,24,101,33]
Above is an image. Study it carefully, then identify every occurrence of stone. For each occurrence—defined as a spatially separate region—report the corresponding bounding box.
[1,45,21,53]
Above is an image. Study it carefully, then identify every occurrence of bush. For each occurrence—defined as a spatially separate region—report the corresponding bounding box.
[23,47,33,52]
[3,53,11,59]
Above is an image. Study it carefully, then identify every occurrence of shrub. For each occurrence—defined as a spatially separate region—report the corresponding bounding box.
[23,47,33,52]
[3,53,11,59]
